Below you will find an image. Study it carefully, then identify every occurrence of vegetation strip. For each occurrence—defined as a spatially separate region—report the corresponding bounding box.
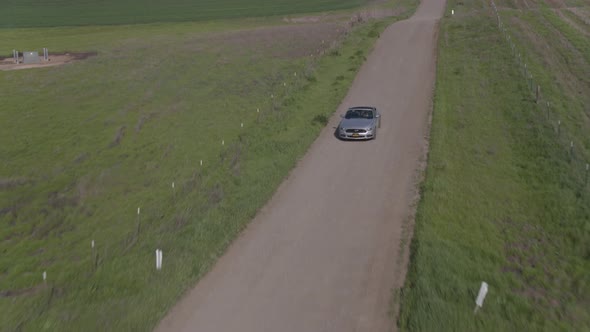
[2,0,369,28]
[400,0,590,330]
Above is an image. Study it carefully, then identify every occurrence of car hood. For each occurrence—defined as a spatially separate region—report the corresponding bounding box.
[339,118,375,129]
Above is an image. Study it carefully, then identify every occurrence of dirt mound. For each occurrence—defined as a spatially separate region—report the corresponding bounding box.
[0,52,97,71]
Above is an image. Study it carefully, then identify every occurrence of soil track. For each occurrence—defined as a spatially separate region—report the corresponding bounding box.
[0,52,96,71]
[156,0,446,331]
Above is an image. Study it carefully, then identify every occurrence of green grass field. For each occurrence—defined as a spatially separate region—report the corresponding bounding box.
[399,0,590,330]
[0,0,418,329]
[1,0,370,28]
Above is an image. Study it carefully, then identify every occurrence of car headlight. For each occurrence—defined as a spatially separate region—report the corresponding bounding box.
[366,127,373,132]
[339,127,346,132]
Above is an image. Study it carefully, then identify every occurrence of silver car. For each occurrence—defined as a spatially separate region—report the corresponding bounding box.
[337,106,381,140]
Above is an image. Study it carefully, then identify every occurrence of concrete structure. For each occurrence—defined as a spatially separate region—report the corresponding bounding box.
[23,51,40,64]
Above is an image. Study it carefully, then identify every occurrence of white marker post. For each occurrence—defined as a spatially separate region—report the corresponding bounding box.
[452,9,454,15]
[136,207,141,238]
[474,282,488,313]
[155,249,163,270]
[91,240,97,271]
[43,271,47,282]
[257,108,260,113]
[200,160,203,166]
[222,140,225,146]
[241,122,244,128]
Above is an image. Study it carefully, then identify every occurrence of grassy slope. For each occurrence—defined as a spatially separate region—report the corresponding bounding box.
[0,3,418,330]
[400,0,590,331]
[1,0,369,28]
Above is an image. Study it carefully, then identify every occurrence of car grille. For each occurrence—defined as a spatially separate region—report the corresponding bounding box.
[345,129,366,133]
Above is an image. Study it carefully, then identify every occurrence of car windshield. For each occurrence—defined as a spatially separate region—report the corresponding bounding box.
[345,109,374,119]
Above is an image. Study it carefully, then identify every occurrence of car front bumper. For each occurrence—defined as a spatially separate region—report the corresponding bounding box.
[339,132,374,140]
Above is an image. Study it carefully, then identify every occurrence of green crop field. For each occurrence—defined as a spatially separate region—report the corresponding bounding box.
[400,0,590,330]
[0,0,419,330]
[1,0,370,28]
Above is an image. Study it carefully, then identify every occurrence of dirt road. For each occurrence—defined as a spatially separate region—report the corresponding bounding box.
[156,1,445,331]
